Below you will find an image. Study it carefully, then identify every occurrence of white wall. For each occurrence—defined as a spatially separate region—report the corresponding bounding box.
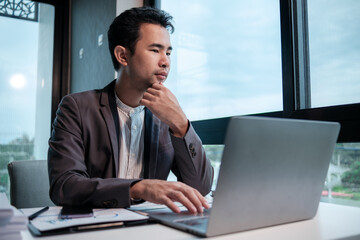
[116,0,143,16]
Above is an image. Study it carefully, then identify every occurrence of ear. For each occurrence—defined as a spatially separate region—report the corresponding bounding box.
[114,45,128,67]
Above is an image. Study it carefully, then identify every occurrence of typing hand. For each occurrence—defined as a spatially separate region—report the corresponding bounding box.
[130,179,210,214]
[140,83,188,138]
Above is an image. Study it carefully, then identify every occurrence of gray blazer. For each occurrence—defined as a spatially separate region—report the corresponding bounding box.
[48,80,213,208]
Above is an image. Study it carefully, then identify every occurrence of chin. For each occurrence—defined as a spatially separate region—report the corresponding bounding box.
[158,79,166,84]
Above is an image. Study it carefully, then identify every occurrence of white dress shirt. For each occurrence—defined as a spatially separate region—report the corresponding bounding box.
[115,92,145,179]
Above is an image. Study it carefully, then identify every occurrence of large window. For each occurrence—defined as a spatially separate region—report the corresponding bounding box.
[162,0,282,121]
[0,2,54,197]
[308,0,360,108]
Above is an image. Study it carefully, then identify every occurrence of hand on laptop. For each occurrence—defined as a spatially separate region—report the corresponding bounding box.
[130,179,210,214]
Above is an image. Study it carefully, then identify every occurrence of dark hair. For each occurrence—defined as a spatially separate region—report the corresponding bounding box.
[108,7,174,70]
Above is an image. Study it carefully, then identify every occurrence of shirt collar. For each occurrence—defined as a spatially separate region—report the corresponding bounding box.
[114,90,144,116]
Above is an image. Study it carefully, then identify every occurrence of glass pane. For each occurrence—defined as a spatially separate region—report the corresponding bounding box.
[321,143,360,207]
[0,3,54,197]
[204,145,224,191]
[308,0,360,108]
[162,0,283,121]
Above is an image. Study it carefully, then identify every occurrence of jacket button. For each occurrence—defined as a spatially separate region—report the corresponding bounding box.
[189,143,196,157]
[189,143,194,150]
[102,199,118,207]
[111,199,118,207]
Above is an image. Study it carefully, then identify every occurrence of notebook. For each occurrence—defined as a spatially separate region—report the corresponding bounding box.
[148,116,340,237]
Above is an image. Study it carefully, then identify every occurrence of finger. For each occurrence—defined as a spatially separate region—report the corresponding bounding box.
[145,87,159,96]
[140,94,159,110]
[196,192,211,209]
[182,189,204,213]
[139,98,150,107]
[142,91,157,101]
[161,197,181,213]
[202,198,211,209]
[151,82,163,90]
[174,182,207,208]
[191,189,210,209]
[168,191,197,214]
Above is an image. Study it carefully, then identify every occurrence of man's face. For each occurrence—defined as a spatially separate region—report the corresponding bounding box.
[125,23,172,91]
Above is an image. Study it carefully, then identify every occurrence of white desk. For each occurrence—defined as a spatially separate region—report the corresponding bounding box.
[21,203,360,240]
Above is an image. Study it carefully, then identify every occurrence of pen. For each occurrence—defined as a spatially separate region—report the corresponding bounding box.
[28,206,49,220]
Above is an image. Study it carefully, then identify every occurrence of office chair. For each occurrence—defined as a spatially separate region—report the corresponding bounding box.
[7,160,54,208]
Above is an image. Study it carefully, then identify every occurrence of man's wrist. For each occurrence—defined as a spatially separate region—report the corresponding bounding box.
[170,120,189,138]
[130,179,143,199]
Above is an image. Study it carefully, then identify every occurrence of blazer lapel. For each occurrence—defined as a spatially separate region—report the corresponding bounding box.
[99,80,120,177]
[144,108,159,179]
[98,82,158,179]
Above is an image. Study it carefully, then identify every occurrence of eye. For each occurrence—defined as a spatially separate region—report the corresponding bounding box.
[151,49,159,53]
[166,52,171,56]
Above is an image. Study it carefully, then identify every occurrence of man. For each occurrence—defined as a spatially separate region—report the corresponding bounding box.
[48,7,213,214]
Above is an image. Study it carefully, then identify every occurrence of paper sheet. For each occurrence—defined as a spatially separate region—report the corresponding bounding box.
[21,207,148,231]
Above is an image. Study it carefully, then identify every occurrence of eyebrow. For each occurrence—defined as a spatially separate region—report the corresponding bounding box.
[149,43,173,51]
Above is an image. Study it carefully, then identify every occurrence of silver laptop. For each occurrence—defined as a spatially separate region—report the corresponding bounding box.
[148,116,340,237]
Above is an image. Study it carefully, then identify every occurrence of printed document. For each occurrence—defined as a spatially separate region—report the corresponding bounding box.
[21,206,148,231]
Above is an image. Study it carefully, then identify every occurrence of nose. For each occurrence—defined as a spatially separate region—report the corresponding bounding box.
[159,53,170,68]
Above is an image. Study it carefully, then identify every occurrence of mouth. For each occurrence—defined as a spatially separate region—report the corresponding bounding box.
[155,71,168,82]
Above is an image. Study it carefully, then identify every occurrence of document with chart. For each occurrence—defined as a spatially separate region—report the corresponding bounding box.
[21,206,148,235]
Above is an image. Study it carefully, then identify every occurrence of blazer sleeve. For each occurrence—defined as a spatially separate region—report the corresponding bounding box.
[48,94,139,208]
[170,123,214,196]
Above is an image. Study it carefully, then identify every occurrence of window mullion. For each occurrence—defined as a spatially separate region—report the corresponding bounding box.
[292,0,311,110]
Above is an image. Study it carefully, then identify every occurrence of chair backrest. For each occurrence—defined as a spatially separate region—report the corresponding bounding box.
[7,160,54,208]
